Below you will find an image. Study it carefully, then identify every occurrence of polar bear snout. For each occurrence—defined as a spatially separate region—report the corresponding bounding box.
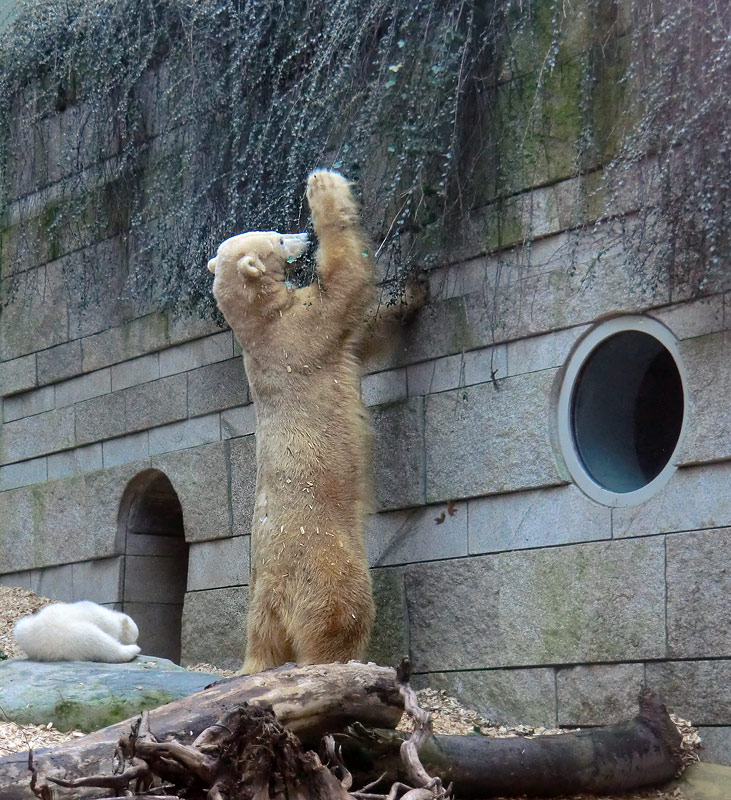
[280,232,309,260]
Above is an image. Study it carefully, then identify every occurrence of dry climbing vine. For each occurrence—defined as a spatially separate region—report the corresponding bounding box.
[0,0,727,318]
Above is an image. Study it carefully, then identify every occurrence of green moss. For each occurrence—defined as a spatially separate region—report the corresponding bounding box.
[39,201,61,262]
[52,689,178,732]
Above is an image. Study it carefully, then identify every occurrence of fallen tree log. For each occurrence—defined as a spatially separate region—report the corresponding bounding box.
[0,660,685,800]
[338,688,684,797]
[0,662,403,800]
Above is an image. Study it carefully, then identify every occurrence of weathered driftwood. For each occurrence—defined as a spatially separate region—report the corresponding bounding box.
[25,659,444,800]
[0,662,403,800]
[338,688,684,798]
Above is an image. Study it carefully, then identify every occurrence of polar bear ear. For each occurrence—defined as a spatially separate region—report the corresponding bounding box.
[207,256,218,274]
[238,254,266,278]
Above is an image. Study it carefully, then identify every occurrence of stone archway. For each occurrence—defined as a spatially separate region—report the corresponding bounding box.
[117,469,189,662]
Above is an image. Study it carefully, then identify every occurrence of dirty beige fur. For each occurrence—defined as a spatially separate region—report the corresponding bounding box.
[208,171,376,672]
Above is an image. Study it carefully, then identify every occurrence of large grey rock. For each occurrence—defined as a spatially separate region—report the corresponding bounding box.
[181,587,248,671]
[468,483,610,554]
[151,442,232,542]
[425,372,562,502]
[0,656,218,732]
[646,660,731,725]
[404,538,666,672]
[371,397,425,511]
[556,663,644,725]
[666,528,731,658]
[414,667,556,726]
[673,762,731,798]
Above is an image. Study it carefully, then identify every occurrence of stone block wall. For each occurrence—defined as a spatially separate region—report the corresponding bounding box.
[1,2,730,766]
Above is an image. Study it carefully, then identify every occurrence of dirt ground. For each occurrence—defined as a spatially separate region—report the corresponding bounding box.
[0,587,697,798]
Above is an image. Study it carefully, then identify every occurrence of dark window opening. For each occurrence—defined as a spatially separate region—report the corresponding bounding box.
[571,331,684,494]
[118,470,188,663]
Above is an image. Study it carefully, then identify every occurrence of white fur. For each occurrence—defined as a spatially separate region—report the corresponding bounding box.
[13,601,141,663]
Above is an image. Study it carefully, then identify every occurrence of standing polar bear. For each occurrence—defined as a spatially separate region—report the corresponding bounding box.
[14,601,140,663]
[208,171,375,672]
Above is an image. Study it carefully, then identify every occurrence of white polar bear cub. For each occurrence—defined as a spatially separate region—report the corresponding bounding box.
[13,601,141,663]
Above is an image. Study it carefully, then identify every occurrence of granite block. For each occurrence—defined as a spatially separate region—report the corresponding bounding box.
[371,397,425,511]
[159,331,233,377]
[415,667,557,726]
[111,353,160,392]
[151,442,231,542]
[425,372,562,502]
[0,406,75,463]
[468,483,610,554]
[666,528,731,658]
[556,663,644,725]
[124,373,187,433]
[187,536,250,590]
[0,354,37,397]
[367,503,468,567]
[55,368,111,408]
[646,660,731,726]
[228,436,257,538]
[187,359,248,418]
[75,391,126,446]
[405,538,666,672]
[181,587,248,670]
[148,414,220,456]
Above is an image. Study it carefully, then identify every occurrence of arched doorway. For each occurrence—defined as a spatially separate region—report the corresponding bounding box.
[117,469,189,662]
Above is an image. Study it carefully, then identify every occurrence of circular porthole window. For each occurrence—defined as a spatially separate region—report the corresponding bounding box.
[557,316,687,507]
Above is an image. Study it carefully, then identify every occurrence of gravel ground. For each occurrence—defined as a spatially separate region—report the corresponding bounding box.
[0,588,697,798]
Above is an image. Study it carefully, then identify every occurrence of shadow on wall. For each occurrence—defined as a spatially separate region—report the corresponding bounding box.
[117,470,189,663]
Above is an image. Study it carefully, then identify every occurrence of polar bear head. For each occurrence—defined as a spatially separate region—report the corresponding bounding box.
[207,231,309,281]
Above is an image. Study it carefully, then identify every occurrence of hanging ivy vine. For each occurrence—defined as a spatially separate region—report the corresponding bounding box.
[0,0,727,320]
